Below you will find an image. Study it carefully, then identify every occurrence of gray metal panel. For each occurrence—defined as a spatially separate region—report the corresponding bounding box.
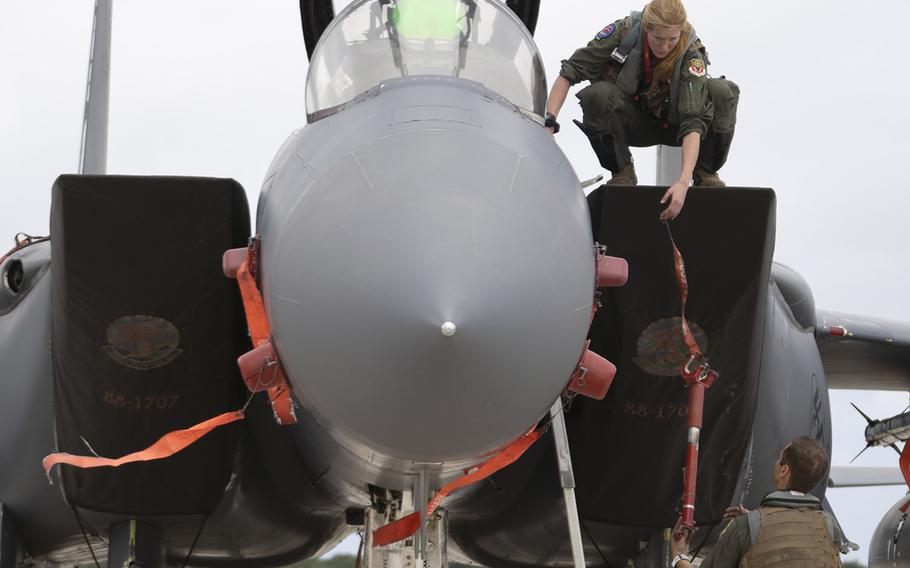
[828,466,905,488]
[736,283,833,508]
[0,245,83,559]
[816,310,910,390]
[869,492,910,567]
[258,76,593,490]
[770,262,816,331]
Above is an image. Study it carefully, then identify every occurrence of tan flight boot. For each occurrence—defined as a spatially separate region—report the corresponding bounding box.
[606,162,638,185]
[693,166,727,187]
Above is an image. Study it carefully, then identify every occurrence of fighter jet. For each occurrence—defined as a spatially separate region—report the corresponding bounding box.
[1,1,618,566]
[2,1,909,568]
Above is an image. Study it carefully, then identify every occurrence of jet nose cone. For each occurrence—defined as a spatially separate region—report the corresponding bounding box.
[265,127,594,464]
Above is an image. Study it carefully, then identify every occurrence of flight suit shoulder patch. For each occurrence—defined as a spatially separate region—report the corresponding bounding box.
[688,58,706,77]
[595,23,616,39]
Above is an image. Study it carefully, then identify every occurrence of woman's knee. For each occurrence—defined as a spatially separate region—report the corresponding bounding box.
[576,81,627,129]
[707,78,739,132]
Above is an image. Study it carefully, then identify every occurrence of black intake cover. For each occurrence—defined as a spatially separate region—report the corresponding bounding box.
[575,186,775,526]
[50,175,249,515]
[448,186,776,566]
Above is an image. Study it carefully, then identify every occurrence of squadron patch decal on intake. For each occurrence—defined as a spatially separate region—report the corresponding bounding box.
[103,315,183,370]
[595,23,616,39]
[688,58,706,77]
[632,317,708,376]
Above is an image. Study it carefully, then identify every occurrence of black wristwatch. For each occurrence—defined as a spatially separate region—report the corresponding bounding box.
[544,112,560,133]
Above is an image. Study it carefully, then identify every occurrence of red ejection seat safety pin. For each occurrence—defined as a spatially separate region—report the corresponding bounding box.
[665,223,719,539]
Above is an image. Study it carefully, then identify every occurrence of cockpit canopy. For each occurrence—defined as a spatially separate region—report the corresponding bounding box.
[305,0,546,121]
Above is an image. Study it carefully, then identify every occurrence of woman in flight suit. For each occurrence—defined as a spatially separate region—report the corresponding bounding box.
[544,0,739,220]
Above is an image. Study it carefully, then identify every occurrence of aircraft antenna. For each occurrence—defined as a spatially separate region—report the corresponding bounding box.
[849,445,870,464]
[851,402,876,425]
[78,0,113,175]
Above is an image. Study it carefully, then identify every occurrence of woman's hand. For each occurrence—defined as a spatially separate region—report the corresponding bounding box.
[660,180,690,221]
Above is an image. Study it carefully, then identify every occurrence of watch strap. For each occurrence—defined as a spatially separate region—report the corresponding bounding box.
[671,553,691,567]
[544,113,560,133]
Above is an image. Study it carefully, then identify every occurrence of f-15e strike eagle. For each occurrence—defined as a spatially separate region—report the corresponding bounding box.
[2,1,909,567]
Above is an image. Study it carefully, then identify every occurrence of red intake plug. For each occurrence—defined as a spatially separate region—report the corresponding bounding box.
[596,253,628,288]
[567,342,617,400]
[237,340,291,394]
[571,247,626,399]
[222,247,249,278]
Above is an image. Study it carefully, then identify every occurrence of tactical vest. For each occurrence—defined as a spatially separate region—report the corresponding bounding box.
[610,11,700,125]
[739,507,841,568]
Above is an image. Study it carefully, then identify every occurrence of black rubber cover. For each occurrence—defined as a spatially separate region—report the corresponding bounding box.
[575,186,774,526]
[50,175,249,515]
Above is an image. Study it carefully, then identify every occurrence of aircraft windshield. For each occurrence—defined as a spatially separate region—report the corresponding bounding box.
[305,0,546,120]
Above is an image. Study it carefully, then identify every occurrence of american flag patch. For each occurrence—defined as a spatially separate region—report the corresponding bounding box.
[596,23,616,40]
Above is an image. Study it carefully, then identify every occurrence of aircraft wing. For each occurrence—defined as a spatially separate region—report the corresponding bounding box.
[828,465,907,488]
[816,310,910,390]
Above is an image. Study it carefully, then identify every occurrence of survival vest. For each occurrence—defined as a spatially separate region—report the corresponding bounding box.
[609,11,701,125]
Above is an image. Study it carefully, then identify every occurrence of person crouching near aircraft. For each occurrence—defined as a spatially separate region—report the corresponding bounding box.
[543,0,739,221]
[670,436,845,568]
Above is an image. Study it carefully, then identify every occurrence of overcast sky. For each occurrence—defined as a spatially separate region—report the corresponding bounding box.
[2,1,908,565]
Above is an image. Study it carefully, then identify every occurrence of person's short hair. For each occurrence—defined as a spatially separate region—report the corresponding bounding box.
[781,436,829,492]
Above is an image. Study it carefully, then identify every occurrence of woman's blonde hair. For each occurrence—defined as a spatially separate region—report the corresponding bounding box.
[642,0,692,83]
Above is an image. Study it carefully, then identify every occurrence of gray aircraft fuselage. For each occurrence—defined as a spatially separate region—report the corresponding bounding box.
[256,74,594,493]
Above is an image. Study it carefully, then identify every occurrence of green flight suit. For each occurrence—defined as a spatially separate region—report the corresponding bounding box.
[559,14,739,173]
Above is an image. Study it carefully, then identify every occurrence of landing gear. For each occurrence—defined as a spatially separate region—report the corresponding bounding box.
[364,488,447,568]
[549,399,587,568]
[107,520,162,568]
